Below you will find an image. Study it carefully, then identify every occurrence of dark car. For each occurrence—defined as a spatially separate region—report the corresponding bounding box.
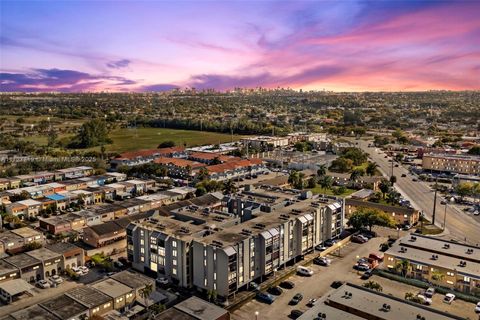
[290,310,303,319]
[313,256,331,266]
[331,281,344,289]
[256,292,276,304]
[324,239,337,247]
[351,235,367,244]
[401,174,406,177]
[360,230,377,238]
[249,282,260,291]
[361,269,373,280]
[290,293,303,305]
[279,281,295,289]
[267,286,283,296]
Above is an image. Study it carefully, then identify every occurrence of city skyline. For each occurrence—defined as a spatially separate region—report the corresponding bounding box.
[1,0,479,92]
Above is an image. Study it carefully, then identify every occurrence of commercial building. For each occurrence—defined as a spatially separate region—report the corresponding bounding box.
[110,270,155,298]
[298,282,463,320]
[2,253,42,283]
[39,294,89,320]
[128,187,344,298]
[241,136,290,149]
[384,234,480,295]
[6,304,60,319]
[91,278,135,311]
[422,154,480,175]
[46,242,84,269]
[65,286,114,317]
[0,227,45,255]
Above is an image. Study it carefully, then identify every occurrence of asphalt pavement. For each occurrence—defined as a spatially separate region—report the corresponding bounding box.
[354,138,480,246]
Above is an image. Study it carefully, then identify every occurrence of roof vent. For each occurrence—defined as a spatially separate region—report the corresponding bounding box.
[431,254,438,260]
[443,243,450,249]
[410,236,417,241]
[381,304,391,312]
[459,261,467,267]
[317,313,327,319]
[466,248,474,254]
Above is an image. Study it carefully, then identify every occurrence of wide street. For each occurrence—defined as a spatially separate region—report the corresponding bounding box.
[354,138,480,246]
[231,232,477,320]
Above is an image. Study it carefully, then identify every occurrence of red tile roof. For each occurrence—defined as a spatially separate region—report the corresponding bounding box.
[153,157,204,168]
[188,152,238,162]
[206,159,263,173]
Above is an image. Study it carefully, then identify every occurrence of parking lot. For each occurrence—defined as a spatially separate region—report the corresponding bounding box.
[231,235,477,320]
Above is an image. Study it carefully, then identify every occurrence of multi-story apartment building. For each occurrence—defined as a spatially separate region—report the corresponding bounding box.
[128,187,344,298]
[384,234,480,295]
[422,154,480,175]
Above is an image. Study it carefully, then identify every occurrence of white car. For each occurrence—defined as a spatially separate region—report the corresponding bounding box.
[297,266,314,277]
[443,293,455,304]
[475,302,480,313]
[416,294,432,305]
[79,266,89,274]
[71,267,83,275]
[50,275,64,284]
[37,279,50,289]
[424,287,435,298]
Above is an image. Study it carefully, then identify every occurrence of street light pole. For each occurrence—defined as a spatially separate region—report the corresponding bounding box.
[255,311,259,320]
[432,177,438,225]
[443,204,447,231]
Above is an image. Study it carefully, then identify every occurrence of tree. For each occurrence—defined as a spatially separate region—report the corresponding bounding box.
[288,171,300,187]
[223,179,238,194]
[307,176,317,189]
[341,147,368,166]
[329,157,354,173]
[23,241,43,251]
[47,130,57,148]
[317,164,326,177]
[366,162,378,176]
[394,259,411,277]
[363,281,383,292]
[386,190,400,205]
[348,208,395,231]
[319,175,333,192]
[197,167,209,181]
[389,175,397,186]
[207,289,218,302]
[455,182,472,200]
[467,145,480,155]
[139,283,153,313]
[158,140,176,148]
[69,119,111,148]
[349,168,365,182]
[379,179,391,199]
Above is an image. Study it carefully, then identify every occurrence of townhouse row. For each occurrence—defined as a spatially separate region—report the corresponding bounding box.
[127,186,345,298]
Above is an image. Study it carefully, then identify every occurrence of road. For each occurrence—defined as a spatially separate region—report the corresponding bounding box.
[354,139,480,245]
[231,233,476,320]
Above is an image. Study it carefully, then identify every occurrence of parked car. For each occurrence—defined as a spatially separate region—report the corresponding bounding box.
[354,263,370,271]
[71,266,83,275]
[401,174,407,177]
[290,309,303,319]
[297,266,314,277]
[289,293,303,305]
[315,244,327,251]
[402,224,412,231]
[424,287,435,298]
[324,239,337,247]
[412,178,418,182]
[156,277,169,286]
[113,261,125,269]
[369,253,384,262]
[50,275,63,284]
[331,281,344,289]
[279,281,295,289]
[256,292,276,304]
[249,282,260,291]
[361,269,373,280]
[352,235,367,244]
[79,266,89,274]
[267,286,283,296]
[360,230,377,238]
[313,256,331,266]
[358,235,369,242]
[37,279,50,289]
[475,301,480,313]
[307,298,318,307]
[443,293,455,304]
[417,294,432,305]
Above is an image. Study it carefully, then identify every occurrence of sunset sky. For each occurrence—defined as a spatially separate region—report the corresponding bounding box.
[1,0,479,92]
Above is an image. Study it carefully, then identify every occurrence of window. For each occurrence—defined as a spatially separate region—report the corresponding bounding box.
[172,250,177,257]
[173,260,177,266]
[172,241,177,248]
[172,268,177,275]
[116,297,123,303]
[464,276,471,282]
[447,272,454,276]
[93,307,100,313]
[416,265,422,270]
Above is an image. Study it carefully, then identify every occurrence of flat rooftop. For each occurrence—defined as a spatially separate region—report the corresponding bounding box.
[39,294,88,319]
[0,259,18,275]
[91,278,133,298]
[110,270,154,290]
[10,227,42,238]
[305,283,464,320]
[387,236,480,278]
[65,286,112,308]
[9,305,60,320]
[173,296,229,320]
[26,247,62,262]
[3,253,41,268]
[46,242,82,254]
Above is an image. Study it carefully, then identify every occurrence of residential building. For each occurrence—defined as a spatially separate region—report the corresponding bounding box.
[0,260,19,283]
[110,270,155,298]
[345,198,420,226]
[65,286,113,317]
[110,146,186,168]
[91,278,135,311]
[0,227,45,255]
[25,247,63,278]
[83,220,127,248]
[153,157,204,179]
[128,187,344,298]
[0,280,35,305]
[39,213,86,235]
[298,282,463,320]
[155,296,230,320]
[422,154,480,175]
[241,136,290,149]
[206,158,265,181]
[188,152,238,165]
[39,294,89,320]
[3,253,42,283]
[46,242,84,269]
[384,234,480,295]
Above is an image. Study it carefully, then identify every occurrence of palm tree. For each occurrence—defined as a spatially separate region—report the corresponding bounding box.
[319,175,333,192]
[288,171,300,187]
[366,162,378,176]
[363,281,383,292]
[223,179,237,194]
[317,165,326,177]
[139,283,153,314]
[379,179,390,199]
[394,259,411,277]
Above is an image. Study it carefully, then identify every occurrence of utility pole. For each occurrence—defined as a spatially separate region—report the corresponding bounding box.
[443,203,447,231]
[432,177,438,225]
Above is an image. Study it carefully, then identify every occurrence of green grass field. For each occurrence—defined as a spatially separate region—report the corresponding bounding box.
[23,127,243,153]
[309,186,356,197]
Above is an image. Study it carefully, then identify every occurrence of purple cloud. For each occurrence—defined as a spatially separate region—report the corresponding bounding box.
[106,59,131,69]
[0,68,136,92]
